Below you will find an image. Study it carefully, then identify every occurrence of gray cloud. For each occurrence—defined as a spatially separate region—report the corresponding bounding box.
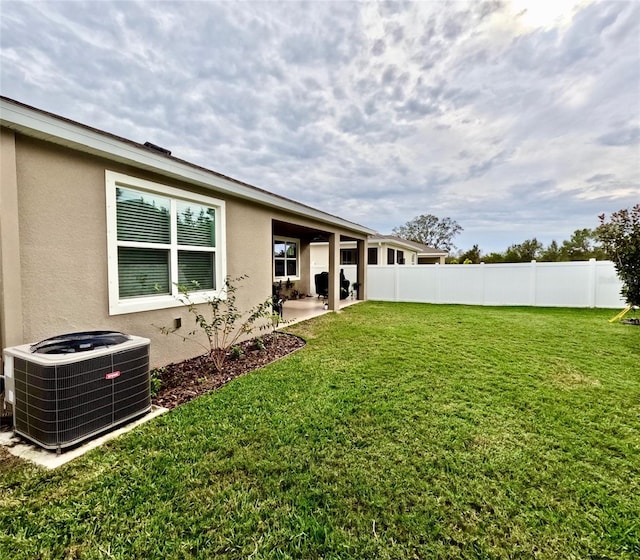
[586,173,615,184]
[597,127,640,147]
[1,0,638,253]
[467,150,514,179]
[372,39,386,56]
[395,98,439,119]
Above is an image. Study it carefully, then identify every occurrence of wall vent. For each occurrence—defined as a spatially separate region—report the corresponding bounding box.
[143,141,171,155]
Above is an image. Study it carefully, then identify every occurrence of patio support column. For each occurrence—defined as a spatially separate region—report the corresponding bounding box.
[0,129,23,349]
[328,232,340,311]
[356,238,367,301]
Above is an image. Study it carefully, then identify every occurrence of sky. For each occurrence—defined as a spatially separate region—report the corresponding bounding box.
[1,0,638,253]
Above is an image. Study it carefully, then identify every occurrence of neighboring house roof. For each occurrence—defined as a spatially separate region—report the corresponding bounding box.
[369,235,448,256]
[0,96,375,237]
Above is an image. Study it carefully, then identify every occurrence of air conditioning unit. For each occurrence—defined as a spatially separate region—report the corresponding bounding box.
[2,331,151,452]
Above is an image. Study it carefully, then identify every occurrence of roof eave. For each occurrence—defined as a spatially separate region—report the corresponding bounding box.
[371,236,447,254]
[0,97,375,237]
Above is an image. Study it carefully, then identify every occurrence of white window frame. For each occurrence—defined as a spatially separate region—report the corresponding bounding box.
[273,236,300,281]
[106,170,227,315]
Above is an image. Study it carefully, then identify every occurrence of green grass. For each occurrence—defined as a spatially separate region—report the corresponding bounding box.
[1,303,638,559]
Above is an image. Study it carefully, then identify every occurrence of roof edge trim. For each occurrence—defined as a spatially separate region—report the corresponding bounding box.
[0,97,375,236]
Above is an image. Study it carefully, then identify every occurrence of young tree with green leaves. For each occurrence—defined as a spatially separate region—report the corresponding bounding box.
[539,240,562,262]
[596,205,640,308]
[158,276,278,373]
[459,244,482,264]
[503,238,543,263]
[392,214,462,252]
[559,228,606,261]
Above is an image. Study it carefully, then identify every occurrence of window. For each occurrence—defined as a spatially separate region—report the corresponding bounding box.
[387,248,395,265]
[273,237,299,280]
[397,250,405,265]
[368,247,378,265]
[106,171,226,314]
[341,248,357,265]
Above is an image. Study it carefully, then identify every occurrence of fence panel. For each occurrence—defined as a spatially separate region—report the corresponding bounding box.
[367,260,625,308]
[594,261,627,308]
[365,266,397,301]
[534,262,590,307]
[483,263,532,305]
[438,266,484,304]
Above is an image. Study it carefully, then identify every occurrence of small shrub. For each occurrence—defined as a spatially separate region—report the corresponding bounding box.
[254,337,266,352]
[230,345,244,360]
[158,275,275,373]
[149,368,164,397]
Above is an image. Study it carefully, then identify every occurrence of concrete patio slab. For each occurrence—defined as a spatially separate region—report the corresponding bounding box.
[281,297,361,326]
[0,405,168,469]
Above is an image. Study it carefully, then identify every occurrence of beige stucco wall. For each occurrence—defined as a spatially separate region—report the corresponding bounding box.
[2,132,368,368]
[0,129,23,350]
[9,135,273,367]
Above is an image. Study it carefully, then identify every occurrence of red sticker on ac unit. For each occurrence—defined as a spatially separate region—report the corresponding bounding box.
[105,371,121,380]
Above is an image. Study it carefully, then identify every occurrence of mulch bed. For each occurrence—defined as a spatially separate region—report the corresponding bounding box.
[151,332,306,409]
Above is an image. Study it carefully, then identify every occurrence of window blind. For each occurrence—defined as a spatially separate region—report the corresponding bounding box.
[177,202,215,247]
[116,188,170,243]
[118,247,170,298]
[178,251,215,290]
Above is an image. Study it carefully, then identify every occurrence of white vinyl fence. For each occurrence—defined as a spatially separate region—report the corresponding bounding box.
[366,260,625,309]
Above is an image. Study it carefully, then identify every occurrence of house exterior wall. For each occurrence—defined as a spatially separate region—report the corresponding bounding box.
[311,241,419,268]
[310,242,329,269]
[0,128,23,350]
[2,131,362,368]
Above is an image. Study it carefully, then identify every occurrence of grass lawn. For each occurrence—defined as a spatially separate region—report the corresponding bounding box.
[1,303,638,559]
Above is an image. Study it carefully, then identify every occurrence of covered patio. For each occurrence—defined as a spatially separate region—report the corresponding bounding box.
[272,218,371,315]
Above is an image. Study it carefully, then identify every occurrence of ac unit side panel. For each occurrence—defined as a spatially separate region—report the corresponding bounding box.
[14,359,59,447]
[112,346,151,422]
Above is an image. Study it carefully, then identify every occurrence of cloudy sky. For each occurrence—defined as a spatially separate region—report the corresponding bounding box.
[1,0,638,252]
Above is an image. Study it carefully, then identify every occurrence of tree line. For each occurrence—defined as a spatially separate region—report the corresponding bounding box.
[454,228,606,264]
[393,207,639,308]
[392,213,622,263]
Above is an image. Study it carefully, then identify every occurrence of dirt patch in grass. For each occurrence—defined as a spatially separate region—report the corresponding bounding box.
[552,372,602,389]
[549,359,601,390]
[0,446,25,470]
[151,332,305,409]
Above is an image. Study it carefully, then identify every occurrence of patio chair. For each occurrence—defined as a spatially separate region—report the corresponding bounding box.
[315,271,351,301]
[339,269,350,300]
[272,282,284,317]
[315,272,329,300]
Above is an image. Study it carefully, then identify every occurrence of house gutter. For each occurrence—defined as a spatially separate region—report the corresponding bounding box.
[0,97,375,237]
